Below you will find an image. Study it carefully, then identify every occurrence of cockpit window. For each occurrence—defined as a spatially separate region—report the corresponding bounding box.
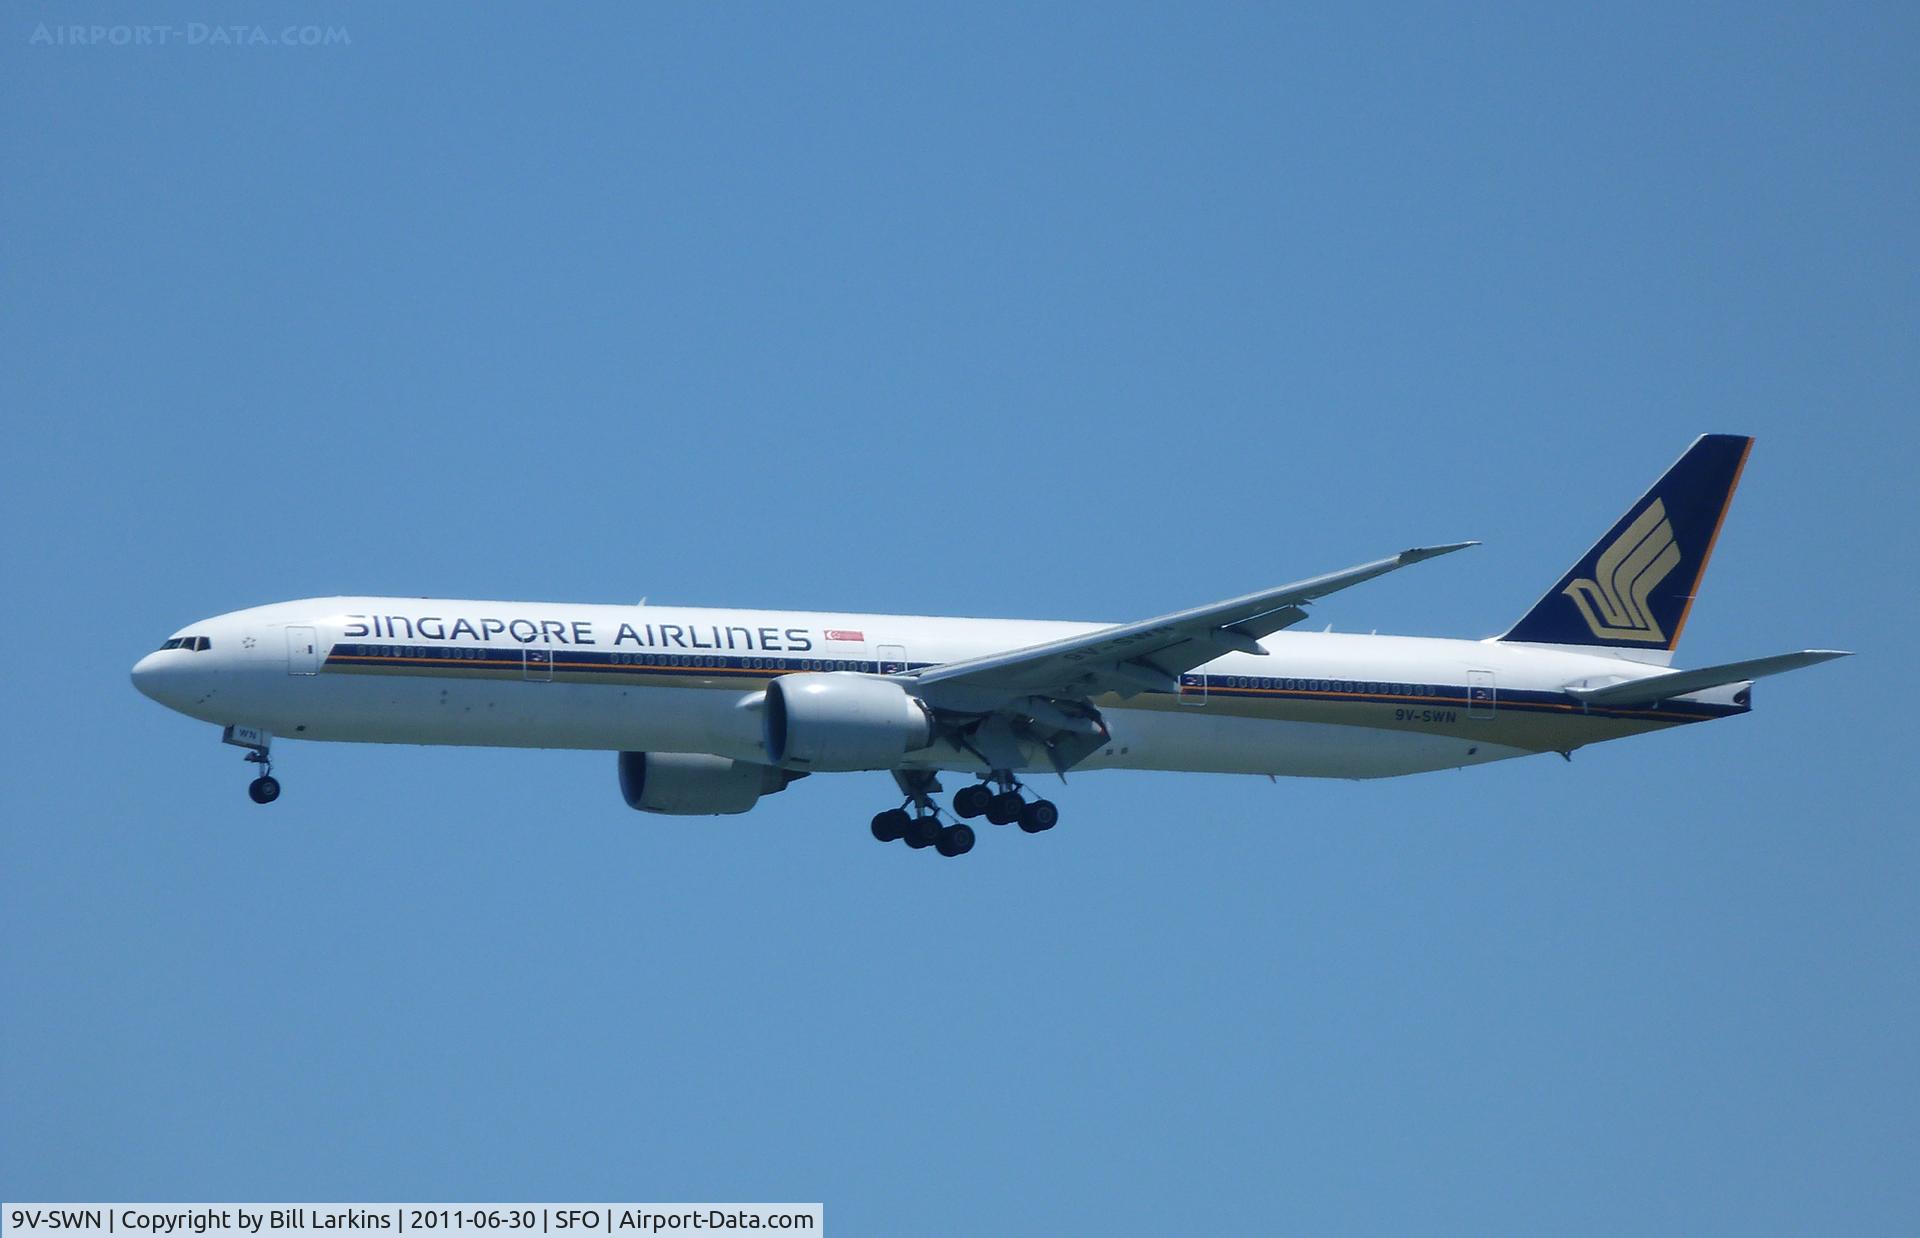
[159,638,183,650]
[157,636,212,651]
[193,636,211,651]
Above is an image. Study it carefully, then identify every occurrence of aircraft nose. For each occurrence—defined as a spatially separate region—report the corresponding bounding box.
[131,651,163,701]
[131,649,208,712]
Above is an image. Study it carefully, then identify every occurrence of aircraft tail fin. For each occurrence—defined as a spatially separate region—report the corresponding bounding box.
[1500,434,1753,660]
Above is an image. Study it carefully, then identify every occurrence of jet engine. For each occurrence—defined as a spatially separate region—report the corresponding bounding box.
[618,751,799,815]
[764,673,935,771]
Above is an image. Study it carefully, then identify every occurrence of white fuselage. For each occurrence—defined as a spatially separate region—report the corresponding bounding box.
[130,597,1747,780]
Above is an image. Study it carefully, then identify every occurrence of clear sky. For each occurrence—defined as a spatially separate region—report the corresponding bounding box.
[3,3,1916,1233]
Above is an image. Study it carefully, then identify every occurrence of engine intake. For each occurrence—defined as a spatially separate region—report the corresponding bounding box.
[764,673,934,771]
[618,751,797,815]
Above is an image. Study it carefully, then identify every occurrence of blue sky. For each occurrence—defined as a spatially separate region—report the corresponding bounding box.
[3,3,1915,1232]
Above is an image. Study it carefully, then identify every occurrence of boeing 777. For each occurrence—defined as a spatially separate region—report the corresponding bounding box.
[132,434,1846,857]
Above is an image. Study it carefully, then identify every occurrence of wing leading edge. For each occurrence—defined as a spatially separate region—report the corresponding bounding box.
[904,542,1477,711]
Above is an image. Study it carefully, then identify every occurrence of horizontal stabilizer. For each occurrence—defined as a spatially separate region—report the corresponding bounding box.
[1567,650,1851,707]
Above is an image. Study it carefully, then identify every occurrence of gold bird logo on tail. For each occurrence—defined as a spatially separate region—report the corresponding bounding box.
[1562,498,1682,644]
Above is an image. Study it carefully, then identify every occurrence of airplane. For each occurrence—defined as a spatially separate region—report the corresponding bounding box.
[131,434,1847,857]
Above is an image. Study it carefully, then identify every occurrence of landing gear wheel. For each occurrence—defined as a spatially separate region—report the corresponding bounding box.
[952,784,992,819]
[248,775,281,805]
[1018,799,1058,833]
[871,808,910,843]
[985,791,1024,825]
[935,823,976,857]
[903,813,942,850]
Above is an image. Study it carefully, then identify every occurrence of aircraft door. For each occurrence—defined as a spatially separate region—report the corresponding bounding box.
[876,644,908,675]
[1468,669,1496,718]
[287,626,319,675]
[1179,671,1208,705]
[524,648,554,682]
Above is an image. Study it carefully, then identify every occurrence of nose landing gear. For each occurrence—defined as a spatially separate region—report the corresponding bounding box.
[248,769,281,804]
[223,724,280,804]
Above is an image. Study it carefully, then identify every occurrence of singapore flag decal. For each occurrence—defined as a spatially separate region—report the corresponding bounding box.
[825,629,866,642]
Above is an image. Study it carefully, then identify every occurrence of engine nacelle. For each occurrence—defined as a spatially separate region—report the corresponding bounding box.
[618,751,796,815]
[764,673,934,771]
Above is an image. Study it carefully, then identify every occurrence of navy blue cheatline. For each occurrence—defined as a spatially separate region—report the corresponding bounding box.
[323,644,1746,723]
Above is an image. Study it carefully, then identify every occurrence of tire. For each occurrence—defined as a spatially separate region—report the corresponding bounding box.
[935,823,976,857]
[952,784,991,819]
[986,791,1024,825]
[248,776,281,805]
[871,808,910,843]
[1018,798,1058,833]
[904,813,941,849]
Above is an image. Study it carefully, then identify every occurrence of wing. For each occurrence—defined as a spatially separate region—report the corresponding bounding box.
[906,542,1477,712]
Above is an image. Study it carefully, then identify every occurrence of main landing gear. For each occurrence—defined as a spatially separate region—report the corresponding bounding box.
[951,772,1057,834]
[872,771,1061,856]
[869,807,974,857]
[872,771,975,858]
